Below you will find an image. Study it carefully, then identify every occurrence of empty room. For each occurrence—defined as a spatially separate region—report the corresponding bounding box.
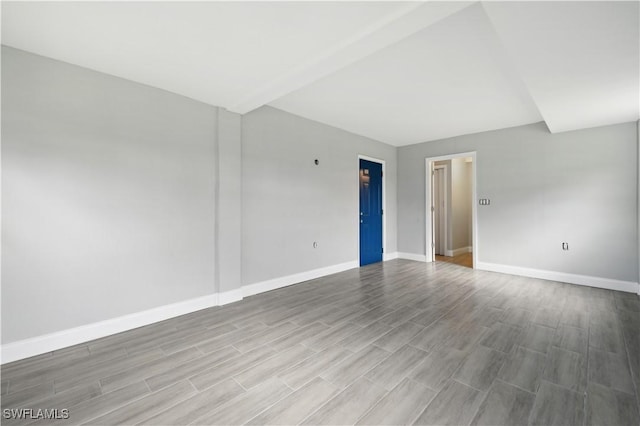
[1,1,639,425]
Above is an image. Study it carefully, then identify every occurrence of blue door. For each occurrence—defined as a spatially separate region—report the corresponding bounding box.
[359,159,383,266]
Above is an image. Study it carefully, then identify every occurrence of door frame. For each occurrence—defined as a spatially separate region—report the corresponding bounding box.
[358,155,386,261]
[432,164,448,256]
[425,152,477,267]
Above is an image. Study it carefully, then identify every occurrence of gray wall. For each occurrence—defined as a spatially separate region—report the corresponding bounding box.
[5,44,634,349]
[242,106,397,285]
[216,109,242,294]
[398,121,638,282]
[1,47,219,343]
[1,47,397,344]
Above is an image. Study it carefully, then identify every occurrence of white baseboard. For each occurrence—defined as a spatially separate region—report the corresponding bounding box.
[242,260,359,297]
[397,252,427,262]
[476,261,639,294]
[1,294,219,365]
[446,246,472,257]
[383,252,399,261]
[7,257,636,365]
[2,260,361,364]
[218,289,243,306]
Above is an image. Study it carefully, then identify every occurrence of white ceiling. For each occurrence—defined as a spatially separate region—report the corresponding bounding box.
[2,1,639,146]
[271,2,544,145]
[483,1,640,134]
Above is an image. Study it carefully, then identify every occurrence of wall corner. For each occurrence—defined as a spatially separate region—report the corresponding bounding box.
[216,108,243,298]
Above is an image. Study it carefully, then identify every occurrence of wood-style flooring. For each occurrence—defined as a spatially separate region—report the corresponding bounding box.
[1,259,639,425]
[435,253,473,268]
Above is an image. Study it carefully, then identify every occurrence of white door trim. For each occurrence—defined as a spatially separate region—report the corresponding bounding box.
[425,152,477,267]
[358,155,386,262]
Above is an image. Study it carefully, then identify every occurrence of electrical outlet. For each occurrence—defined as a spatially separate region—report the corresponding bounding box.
[562,242,569,250]
[479,198,491,206]
[313,242,318,248]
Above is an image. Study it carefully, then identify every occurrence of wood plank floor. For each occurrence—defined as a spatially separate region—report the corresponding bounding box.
[435,253,473,268]
[2,259,639,425]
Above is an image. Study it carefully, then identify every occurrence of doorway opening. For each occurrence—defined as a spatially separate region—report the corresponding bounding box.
[426,153,477,268]
[358,155,385,266]
[433,164,447,256]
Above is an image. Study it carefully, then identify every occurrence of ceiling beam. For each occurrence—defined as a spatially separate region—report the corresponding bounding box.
[227,1,474,114]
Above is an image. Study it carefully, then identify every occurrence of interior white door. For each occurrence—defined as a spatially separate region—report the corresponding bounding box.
[433,167,446,255]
